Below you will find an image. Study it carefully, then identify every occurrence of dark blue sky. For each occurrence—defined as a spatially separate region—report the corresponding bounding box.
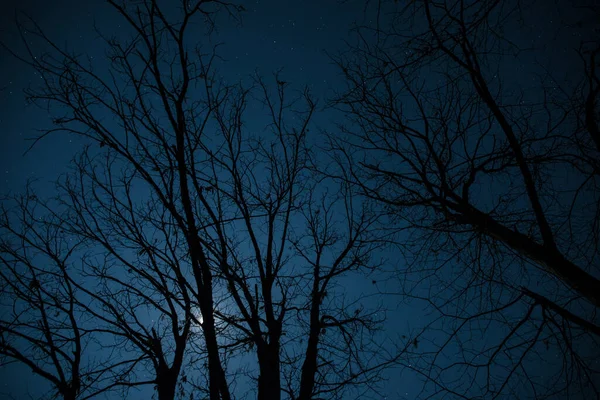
[2,1,593,193]
[0,1,387,399]
[1,0,367,195]
[1,0,598,399]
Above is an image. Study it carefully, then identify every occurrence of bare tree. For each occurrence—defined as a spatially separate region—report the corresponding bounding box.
[0,190,88,400]
[331,0,600,398]
[1,1,403,399]
[58,151,201,400]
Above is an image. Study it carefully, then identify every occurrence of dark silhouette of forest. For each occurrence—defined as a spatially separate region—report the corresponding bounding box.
[1,1,598,399]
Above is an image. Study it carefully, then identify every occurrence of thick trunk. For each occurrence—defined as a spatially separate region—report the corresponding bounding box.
[257,343,281,400]
[202,309,231,400]
[155,342,185,400]
[174,123,230,400]
[60,378,80,400]
[297,329,319,400]
[298,294,321,400]
[156,372,177,400]
[63,392,77,400]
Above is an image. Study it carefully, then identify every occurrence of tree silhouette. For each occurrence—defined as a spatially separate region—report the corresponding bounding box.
[0,191,88,400]
[0,1,402,399]
[331,0,600,398]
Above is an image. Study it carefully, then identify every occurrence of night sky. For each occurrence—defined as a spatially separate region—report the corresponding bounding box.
[2,0,594,190]
[1,0,598,399]
[1,0,359,193]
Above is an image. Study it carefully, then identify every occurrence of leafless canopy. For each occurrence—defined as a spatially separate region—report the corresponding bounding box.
[330,0,600,398]
[1,1,402,400]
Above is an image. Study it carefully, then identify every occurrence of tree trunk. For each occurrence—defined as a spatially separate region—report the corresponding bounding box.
[156,371,177,400]
[298,294,321,400]
[257,342,281,400]
[202,307,231,400]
